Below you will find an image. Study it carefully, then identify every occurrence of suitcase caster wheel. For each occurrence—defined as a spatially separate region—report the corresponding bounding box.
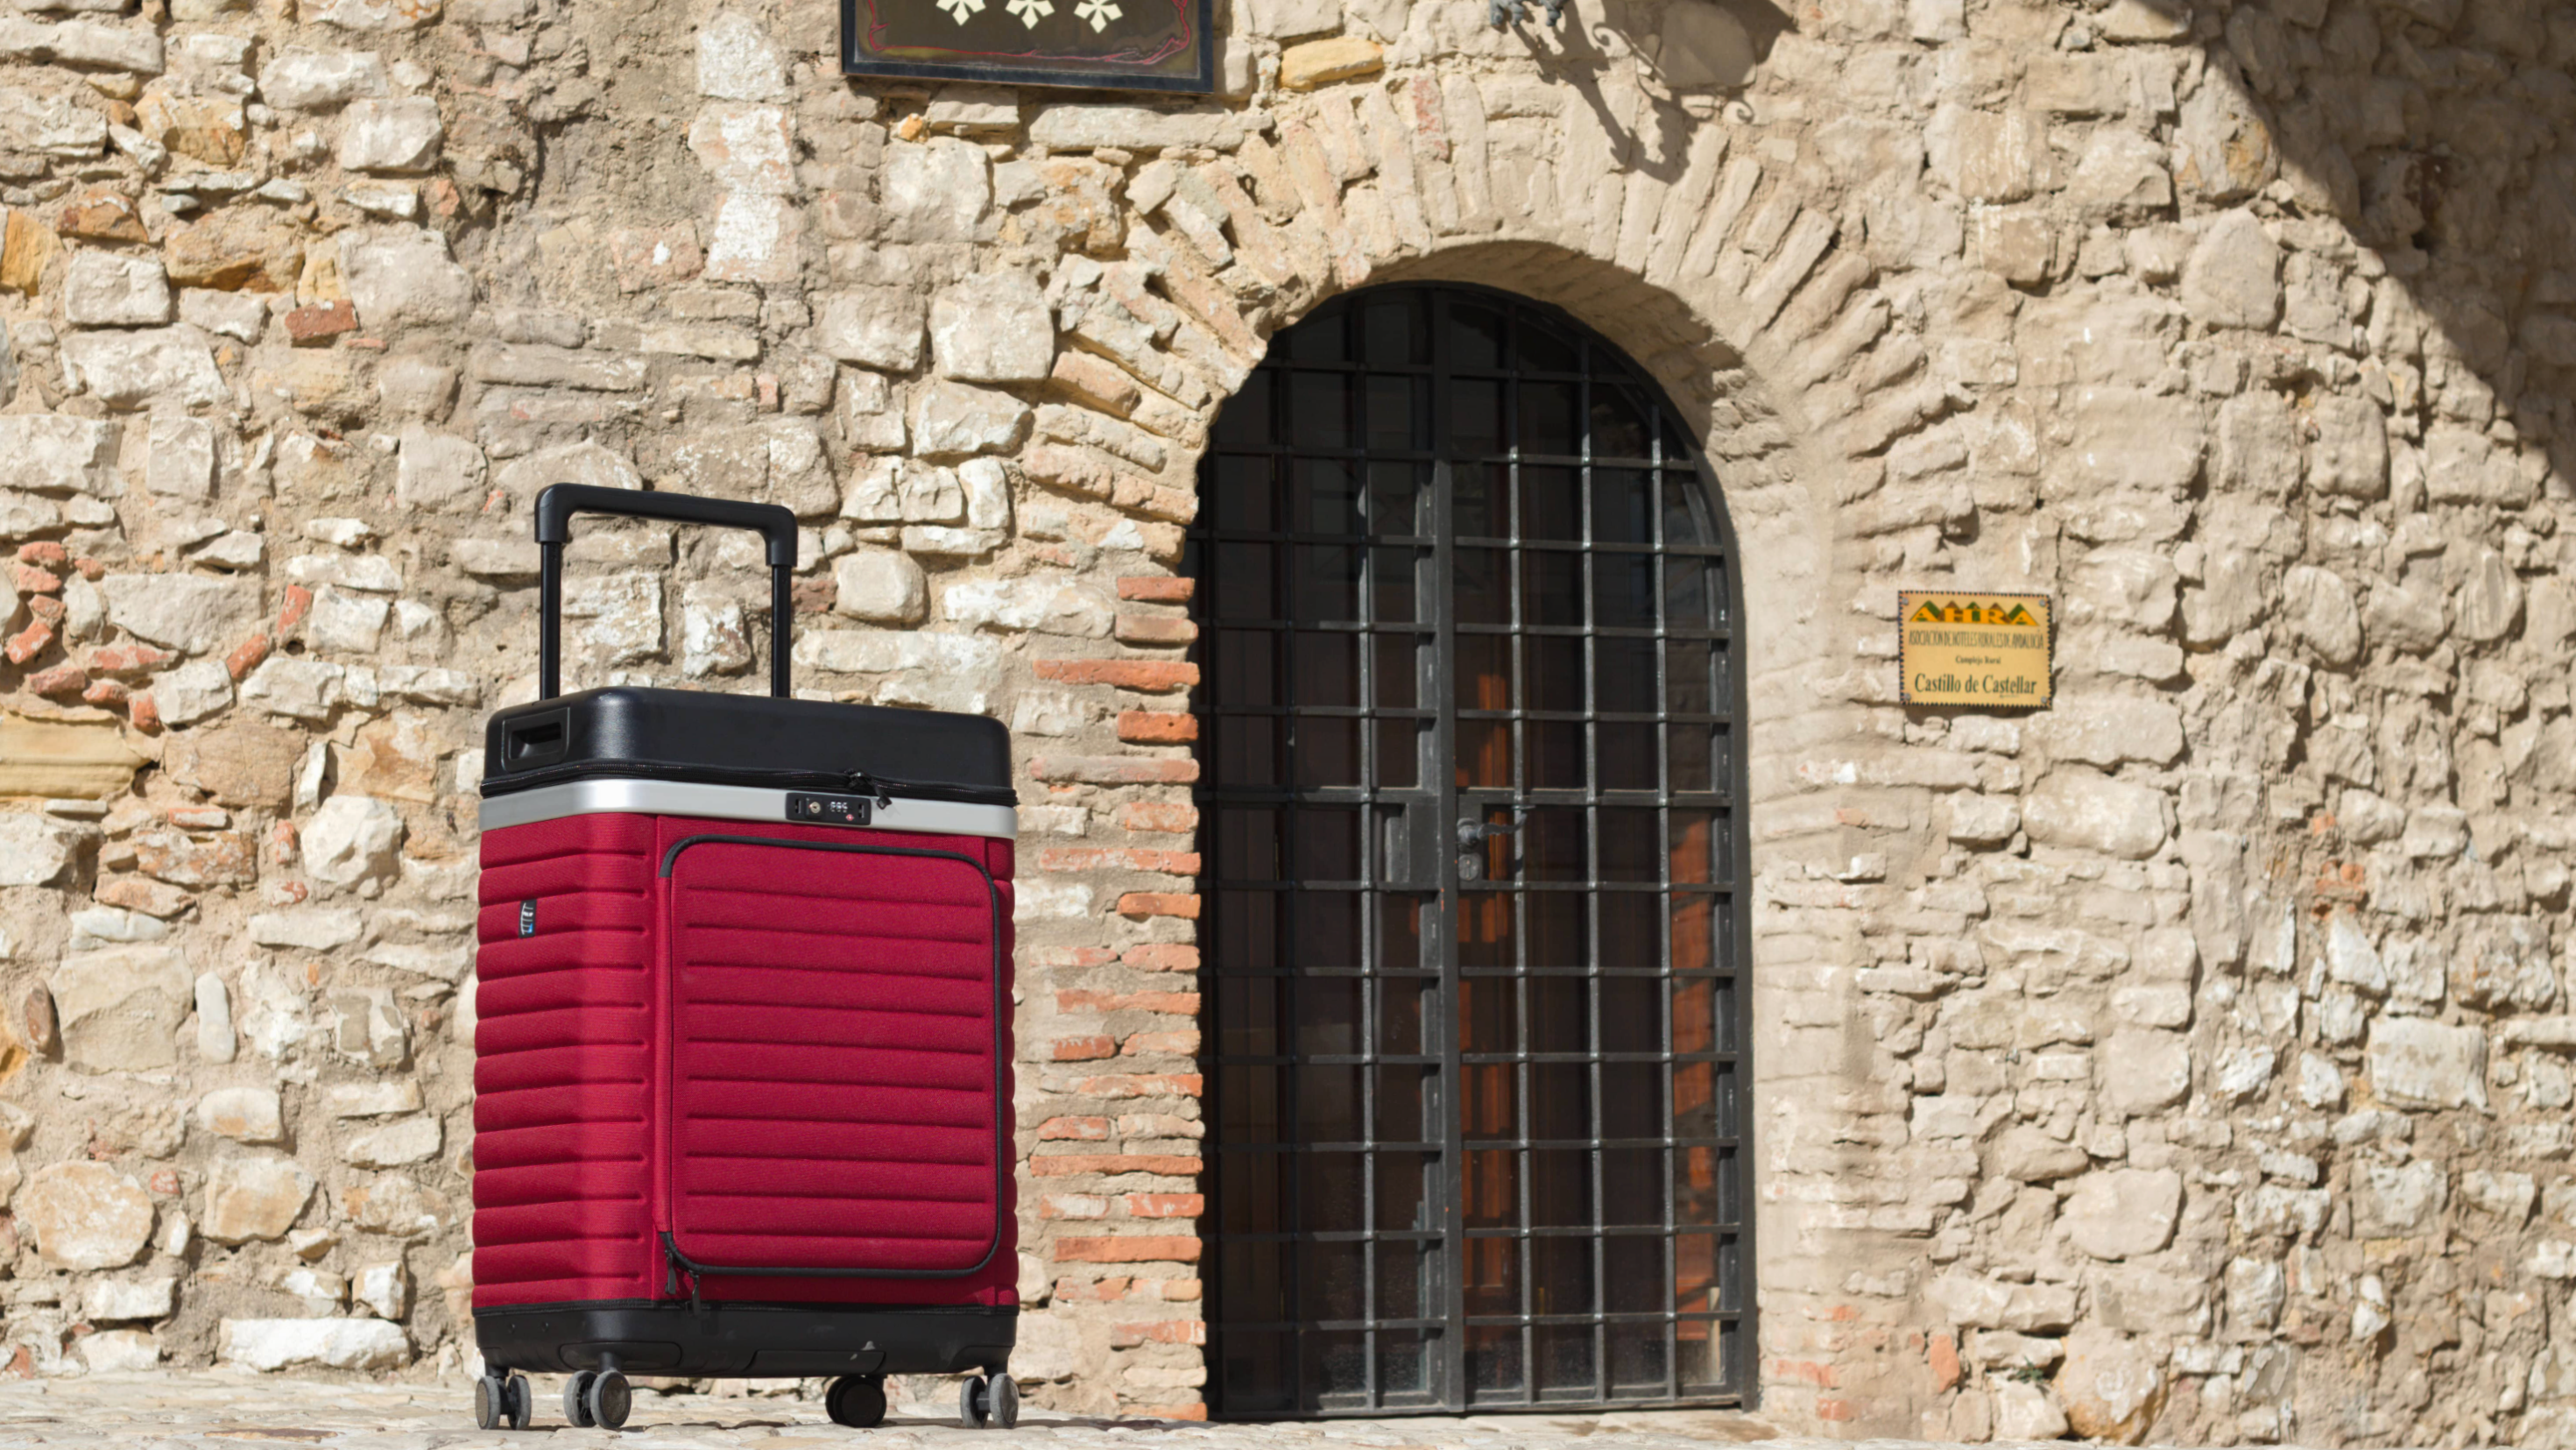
[564,1372,596,1428]
[826,1375,886,1428]
[959,1373,1016,1430]
[476,1372,533,1430]
[585,1369,632,1430]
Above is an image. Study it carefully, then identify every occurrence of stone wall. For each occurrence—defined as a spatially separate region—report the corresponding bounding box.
[0,0,2566,1432]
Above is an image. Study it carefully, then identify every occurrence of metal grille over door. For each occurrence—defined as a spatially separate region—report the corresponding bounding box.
[1191,285,1752,1417]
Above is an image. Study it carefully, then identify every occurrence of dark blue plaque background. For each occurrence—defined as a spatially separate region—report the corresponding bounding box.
[842,0,1214,92]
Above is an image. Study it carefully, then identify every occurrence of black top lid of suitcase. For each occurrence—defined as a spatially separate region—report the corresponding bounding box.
[481,688,1017,805]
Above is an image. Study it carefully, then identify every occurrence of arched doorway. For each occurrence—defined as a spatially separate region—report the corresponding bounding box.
[1189,285,1753,1416]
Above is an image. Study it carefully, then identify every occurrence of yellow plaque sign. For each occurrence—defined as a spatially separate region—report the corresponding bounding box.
[1899,591,2053,708]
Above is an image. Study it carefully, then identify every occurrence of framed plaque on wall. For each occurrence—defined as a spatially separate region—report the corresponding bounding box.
[843,0,1215,91]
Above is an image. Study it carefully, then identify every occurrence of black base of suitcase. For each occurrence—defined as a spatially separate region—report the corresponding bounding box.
[476,1301,1016,1378]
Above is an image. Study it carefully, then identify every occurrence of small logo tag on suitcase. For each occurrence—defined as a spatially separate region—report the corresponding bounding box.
[519,901,537,937]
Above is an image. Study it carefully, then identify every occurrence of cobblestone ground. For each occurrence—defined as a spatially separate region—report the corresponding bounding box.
[0,1372,1933,1449]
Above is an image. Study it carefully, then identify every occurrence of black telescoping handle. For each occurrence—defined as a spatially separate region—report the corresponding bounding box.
[533,484,800,701]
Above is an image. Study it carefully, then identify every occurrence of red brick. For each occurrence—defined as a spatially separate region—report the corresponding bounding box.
[1038,1115,1111,1141]
[85,643,173,677]
[1121,1030,1201,1057]
[1929,1333,1959,1394]
[1774,1359,1838,1388]
[1118,711,1198,744]
[1034,1156,1203,1180]
[1033,659,1198,693]
[15,541,65,568]
[1118,892,1200,919]
[1125,1193,1203,1219]
[70,557,102,582]
[126,690,159,732]
[1051,1276,1133,1302]
[224,634,272,682]
[1112,613,1198,647]
[276,584,314,635]
[25,663,85,697]
[1157,1279,1203,1301]
[1111,477,1196,524]
[1029,754,1199,785]
[25,595,63,626]
[1053,1234,1202,1263]
[1815,1399,1859,1422]
[1119,803,1199,834]
[4,620,53,665]
[1117,576,1195,603]
[1037,847,1199,874]
[791,576,835,613]
[283,300,358,345]
[80,680,128,708]
[1031,946,1119,969]
[1076,1073,1203,1098]
[1052,351,1143,415]
[1139,1404,1209,1421]
[1122,944,1200,973]
[1051,1036,1117,1062]
[1055,991,1199,1016]
[10,562,60,595]
[1110,1319,1207,1348]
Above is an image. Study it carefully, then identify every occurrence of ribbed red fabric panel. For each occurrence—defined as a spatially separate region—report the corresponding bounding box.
[473,814,657,1308]
[665,828,1008,1291]
[471,809,1019,1314]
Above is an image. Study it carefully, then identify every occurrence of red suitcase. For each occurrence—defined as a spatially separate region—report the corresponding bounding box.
[469,486,1020,1432]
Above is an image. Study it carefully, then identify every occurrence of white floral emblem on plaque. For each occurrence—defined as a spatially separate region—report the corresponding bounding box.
[936,0,985,23]
[1073,0,1120,28]
[1005,0,1054,25]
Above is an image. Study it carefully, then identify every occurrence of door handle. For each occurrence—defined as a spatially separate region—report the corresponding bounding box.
[1456,815,1520,881]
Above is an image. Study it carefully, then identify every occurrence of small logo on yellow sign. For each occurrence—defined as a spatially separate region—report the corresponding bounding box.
[1899,591,2053,709]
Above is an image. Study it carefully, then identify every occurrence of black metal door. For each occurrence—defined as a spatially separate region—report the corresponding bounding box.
[1191,285,1751,1417]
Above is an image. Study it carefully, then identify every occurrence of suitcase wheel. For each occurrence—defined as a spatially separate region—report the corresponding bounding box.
[476,1372,533,1431]
[958,1372,1017,1431]
[584,1369,633,1430]
[826,1376,886,1429]
[563,1372,594,1428]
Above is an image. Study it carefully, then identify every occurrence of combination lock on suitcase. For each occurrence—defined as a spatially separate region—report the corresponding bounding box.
[469,485,1022,1431]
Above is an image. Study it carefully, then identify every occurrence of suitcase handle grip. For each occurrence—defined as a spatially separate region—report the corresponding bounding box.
[533,485,801,700]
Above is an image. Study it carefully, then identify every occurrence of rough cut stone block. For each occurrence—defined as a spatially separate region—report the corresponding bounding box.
[2368,1017,2486,1111]
[154,659,235,726]
[1027,105,1251,152]
[196,1086,285,1142]
[62,251,173,327]
[50,944,191,1072]
[2061,1168,2182,1259]
[19,1162,152,1269]
[338,226,475,329]
[394,428,487,511]
[218,1318,410,1370]
[832,548,927,624]
[1280,36,1384,90]
[912,380,1033,456]
[102,572,260,654]
[2020,767,2167,859]
[931,270,1055,382]
[61,327,225,409]
[335,96,441,173]
[688,103,794,195]
[815,288,927,371]
[2180,209,2280,329]
[300,794,404,888]
[258,46,387,109]
[695,11,786,101]
[0,414,119,496]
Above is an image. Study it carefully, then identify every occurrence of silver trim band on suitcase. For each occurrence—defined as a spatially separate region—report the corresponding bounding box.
[479,779,1019,840]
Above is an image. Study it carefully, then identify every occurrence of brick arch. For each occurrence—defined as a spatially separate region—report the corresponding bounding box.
[1151,202,1925,1423]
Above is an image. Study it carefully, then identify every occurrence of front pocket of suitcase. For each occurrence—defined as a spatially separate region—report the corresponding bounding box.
[661,833,1006,1280]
